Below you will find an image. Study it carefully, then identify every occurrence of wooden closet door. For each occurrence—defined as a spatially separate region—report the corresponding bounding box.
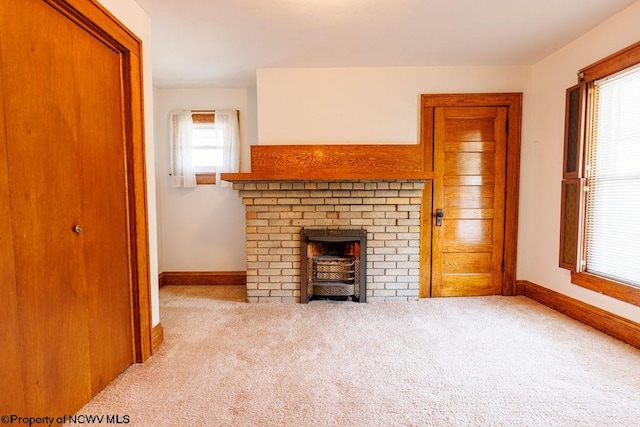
[0,49,26,413]
[0,0,132,413]
[77,30,134,395]
[1,0,92,413]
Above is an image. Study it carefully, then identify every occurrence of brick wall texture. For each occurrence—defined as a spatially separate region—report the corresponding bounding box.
[233,181,424,303]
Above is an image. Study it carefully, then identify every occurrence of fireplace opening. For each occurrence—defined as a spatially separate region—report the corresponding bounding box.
[300,228,367,303]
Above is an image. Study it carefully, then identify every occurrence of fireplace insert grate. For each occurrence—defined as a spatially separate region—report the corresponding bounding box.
[311,255,357,297]
[300,227,367,303]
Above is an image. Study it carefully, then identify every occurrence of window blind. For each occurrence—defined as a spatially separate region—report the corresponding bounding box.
[192,122,222,169]
[585,64,640,287]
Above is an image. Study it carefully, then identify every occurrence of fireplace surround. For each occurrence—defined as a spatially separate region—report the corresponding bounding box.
[232,180,424,303]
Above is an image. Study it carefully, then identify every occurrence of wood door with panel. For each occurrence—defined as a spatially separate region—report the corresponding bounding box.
[0,0,133,414]
[431,106,507,296]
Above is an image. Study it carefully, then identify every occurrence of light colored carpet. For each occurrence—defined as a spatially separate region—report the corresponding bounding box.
[74,286,640,426]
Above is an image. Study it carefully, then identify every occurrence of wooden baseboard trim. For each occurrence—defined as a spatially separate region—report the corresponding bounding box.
[151,323,164,353]
[159,271,246,287]
[516,280,640,350]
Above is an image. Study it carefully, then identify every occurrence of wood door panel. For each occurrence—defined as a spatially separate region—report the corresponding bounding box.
[432,106,507,297]
[440,274,494,296]
[1,0,92,413]
[442,106,499,119]
[443,219,493,245]
[444,152,495,176]
[445,140,496,153]
[0,41,26,412]
[1,0,136,414]
[442,253,491,273]
[444,176,495,186]
[444,185,495,209]
[444,119,496,141]
[75,22,133,394]
[446,209,495,219]
[442,243,495,253]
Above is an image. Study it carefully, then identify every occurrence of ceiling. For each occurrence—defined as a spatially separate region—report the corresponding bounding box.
[134,0,638,88]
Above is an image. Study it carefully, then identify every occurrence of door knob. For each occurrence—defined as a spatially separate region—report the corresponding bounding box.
[435,209,444,226]
[73,225,83,234]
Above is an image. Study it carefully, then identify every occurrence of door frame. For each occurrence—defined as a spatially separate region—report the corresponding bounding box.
[45,0,153,361]
[420,93,522,297]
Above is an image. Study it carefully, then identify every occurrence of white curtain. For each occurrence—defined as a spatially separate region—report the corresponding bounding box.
[169,110,196,188]
[214,110,240,187]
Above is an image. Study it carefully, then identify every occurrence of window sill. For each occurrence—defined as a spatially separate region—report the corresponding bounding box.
[571,271,640,307]
[196,173,216,185]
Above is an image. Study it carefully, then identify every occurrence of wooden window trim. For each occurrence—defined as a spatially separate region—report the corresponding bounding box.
[580,40,640,83]
[195,172,216,185]
[571,272,640,307]
[560,41,640,308]
[192,113,214,123]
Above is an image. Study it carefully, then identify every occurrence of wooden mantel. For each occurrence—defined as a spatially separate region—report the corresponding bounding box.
[221,143,433,182]
[221,107,435,182]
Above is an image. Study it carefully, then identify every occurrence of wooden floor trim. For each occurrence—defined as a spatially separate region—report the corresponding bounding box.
[151,323,163,353]
[516,280,640,350]
[159,271,246,288]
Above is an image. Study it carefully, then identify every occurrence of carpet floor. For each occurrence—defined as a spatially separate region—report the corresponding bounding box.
[73,286,640,426]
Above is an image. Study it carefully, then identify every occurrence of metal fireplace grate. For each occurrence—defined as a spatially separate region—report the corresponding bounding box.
[311,255,357,297]
[300,227,367,303]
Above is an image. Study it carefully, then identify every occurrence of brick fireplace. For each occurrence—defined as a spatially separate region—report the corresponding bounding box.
[232,180,424,303]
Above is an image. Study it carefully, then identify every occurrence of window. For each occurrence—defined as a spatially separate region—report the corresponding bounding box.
[559,41,640,307]
[585,65,640,287]
[192,113,220,185]
[169,110,240,187]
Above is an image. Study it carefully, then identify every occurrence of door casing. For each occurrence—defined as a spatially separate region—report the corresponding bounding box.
[419,93,522,298]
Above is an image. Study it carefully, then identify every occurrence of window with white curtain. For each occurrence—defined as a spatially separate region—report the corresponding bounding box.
[169,110,240,187]
[584,64,640,287]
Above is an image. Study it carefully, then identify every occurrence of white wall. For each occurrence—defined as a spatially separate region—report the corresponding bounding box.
[257,66,532,144]
[154,88,251,273]
[522,1,640,323]
[97,0,161,326]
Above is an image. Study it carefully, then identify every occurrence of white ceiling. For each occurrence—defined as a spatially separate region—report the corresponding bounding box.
[134,0,638,88]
